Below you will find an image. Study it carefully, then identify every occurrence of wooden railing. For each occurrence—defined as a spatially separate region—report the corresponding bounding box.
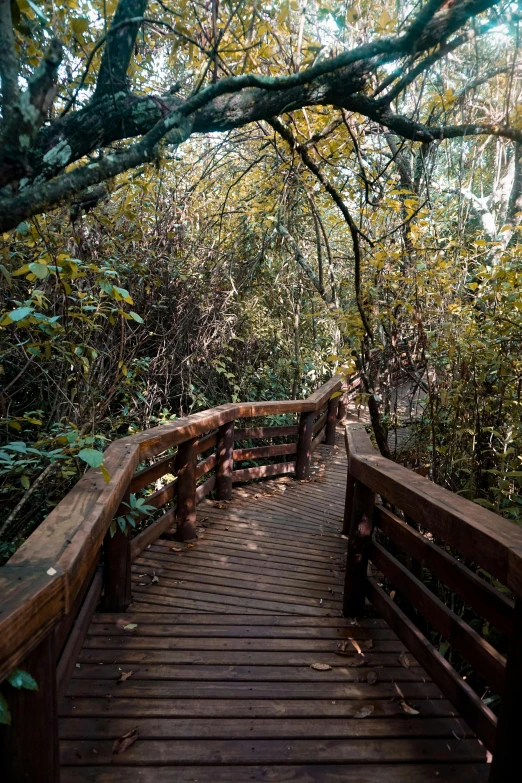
[0,376,356,782]
[343,427,522,782]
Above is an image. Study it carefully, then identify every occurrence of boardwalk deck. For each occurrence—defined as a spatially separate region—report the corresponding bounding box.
[59,431,488,782]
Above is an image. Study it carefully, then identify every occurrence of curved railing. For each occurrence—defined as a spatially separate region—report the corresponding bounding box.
[0,376,351,779]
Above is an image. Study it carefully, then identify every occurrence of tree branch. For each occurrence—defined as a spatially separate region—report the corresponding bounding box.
[93,0,149,101]
[0,0,19,120]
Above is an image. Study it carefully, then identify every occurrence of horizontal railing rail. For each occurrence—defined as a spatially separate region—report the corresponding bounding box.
[0,375,360,782]
[343,426,522,782]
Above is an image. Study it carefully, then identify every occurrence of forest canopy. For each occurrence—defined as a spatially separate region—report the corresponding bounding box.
[2,0,522,555]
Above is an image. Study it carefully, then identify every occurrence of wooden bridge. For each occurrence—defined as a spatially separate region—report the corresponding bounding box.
[1,378,521,781]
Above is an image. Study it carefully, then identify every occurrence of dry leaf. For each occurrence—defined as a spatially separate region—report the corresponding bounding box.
[138,573,147,578]
[400,700,420,715]
[310,662,332,671]
[151,573,159,584]
[390,590,396,600]
[123,623,137,631]
[398,652,411,669]
[118,670,134,683]
[170,547,182,552]
[364,639,374,649]
[112,727,139,754]
[187,543,194,548]
[366,671,378,684]
[214,502,227,509]
[354,705,375,718]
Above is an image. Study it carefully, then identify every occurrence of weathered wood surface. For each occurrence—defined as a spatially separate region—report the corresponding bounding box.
[59,430,486,780]
[0,379,343,682]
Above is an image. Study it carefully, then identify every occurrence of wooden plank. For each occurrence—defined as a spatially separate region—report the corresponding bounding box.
[88,614,387,628]
[375,505,514,637]
[131,455,176,493]
[313,410,328,436]
[196,452,217,479]
[65,678,443,700]
[103,489,132,612]
[80,637,406,652]
[133,555,341,598]
[174,438,197,541]
[325,395,339,445]
[296,411,314,479]
[195,521,343,552]
[234,425,298,440]
[344,479,375,617]
[56,568,103,702]
[196,430,218,454]
[137,548,340,582]
[232,462,295,483]
[60,764,489,783]
[131,571,341,610]
[59,716,471,740]
[195,474,216,503]
[71,663,426,682]
[135,551,341,586]
[59,737,485,766]
[54,553,99,657]
[77,649,413,668]
[489,597,522,781]
[233,443,297,461]
[371,542,506,694]
[130,508,177,560]
[367,577,497,751]
[170,535,343,565]
[160,537,343,569]
[59,696,460,720]
[346,427,522,597]
[0,632,59,782]
[311,426,326,452]
[216,420,234,500]
[130,585,335,616]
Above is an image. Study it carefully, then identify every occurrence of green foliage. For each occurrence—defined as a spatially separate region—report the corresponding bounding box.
[0,668,39,726]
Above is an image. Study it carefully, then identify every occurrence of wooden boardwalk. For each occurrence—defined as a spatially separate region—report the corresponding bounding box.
[59,432,488,782]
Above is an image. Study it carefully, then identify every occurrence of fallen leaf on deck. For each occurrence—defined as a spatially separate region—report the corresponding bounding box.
[187,543,194,548]
[151,573,159,583]
[214,502,227,509]
[364,639,374,649]
[400,700,420,715]
[123,624,137,631]
[117,671,135,683]
[310,663,332,671]
[399,652,411,669]
[112,727,139,754]
[170,547,182,552]
[354,705,375,718]
[390,590,396,600]
[138,573,147,578]
[366,671,378,684]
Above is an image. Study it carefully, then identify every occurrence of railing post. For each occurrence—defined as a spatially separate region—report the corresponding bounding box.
[343,479,376,617]
[295,410,314,480]
[325,395,339,445]
[216,420,234,500]
[103,487,132,612]
[175,437,198,541]
[489,597,522,782]
[337,382,349,421]
[0,631,60,782]
[343,466,356,536]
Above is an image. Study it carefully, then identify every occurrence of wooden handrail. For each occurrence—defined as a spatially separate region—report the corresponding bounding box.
[342,425,522,781]
[0,376,343,686]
